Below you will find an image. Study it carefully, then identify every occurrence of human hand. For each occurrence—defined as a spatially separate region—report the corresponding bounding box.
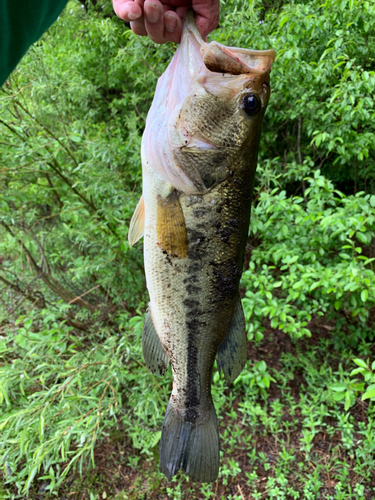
[112,0,220,44]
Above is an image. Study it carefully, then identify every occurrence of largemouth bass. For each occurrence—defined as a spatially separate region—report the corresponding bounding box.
[129,11,275,482]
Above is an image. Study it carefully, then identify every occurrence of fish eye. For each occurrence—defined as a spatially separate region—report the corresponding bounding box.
[242,94,261,115]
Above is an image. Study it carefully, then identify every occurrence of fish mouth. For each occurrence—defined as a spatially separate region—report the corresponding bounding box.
[183,9,275,77]
[202,43,276,75]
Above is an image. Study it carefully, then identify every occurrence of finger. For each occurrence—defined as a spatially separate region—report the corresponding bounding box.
[164,11,182,43]
[112,0,142,22]
[127,0,148,37]
[161,0,220,37]
[188,0,220,38]
[130,18,148,36]
[196,11,220,39]
[144,0,167,43]
[112,0,148,36]
[130,0,148,36]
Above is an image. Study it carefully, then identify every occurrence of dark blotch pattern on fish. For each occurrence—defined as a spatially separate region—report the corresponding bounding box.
[219,226,234,244]
[210,259,241,303]
[185,317,201,422]
[186,284,202,294]
[183,223,212,422]
[183,298,199,308]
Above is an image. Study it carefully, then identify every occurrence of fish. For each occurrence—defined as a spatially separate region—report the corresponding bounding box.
[128,11,275,483]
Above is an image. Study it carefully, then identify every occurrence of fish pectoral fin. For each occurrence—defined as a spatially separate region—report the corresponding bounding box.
[142,309,170,376]
[156,190,188,258]
[216,298,247,384]
[128,195,145,246]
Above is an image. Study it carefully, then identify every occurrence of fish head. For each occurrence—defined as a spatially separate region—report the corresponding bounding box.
[143,10,276,193]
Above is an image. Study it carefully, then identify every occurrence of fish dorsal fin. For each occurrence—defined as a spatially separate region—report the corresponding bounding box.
[128,195,145,246]
[156,190,188,258]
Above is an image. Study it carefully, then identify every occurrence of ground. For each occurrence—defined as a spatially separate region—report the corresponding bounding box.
[9,320,374,500]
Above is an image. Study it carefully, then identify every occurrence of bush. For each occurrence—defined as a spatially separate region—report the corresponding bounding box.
[0,308,171,494]
[242,169,375,343]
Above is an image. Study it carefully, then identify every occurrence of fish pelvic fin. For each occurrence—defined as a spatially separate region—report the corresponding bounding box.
[216,297,247,384]
[128,195,145,246]
[160,400,219,483]
[142,308,170,376]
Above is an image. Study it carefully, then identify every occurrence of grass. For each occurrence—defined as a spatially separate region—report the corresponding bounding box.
[2,313,375,499]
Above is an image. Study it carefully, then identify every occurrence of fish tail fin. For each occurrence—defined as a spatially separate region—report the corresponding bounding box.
[160,400,220,483]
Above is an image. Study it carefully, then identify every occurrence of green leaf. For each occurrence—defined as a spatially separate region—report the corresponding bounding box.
[353,358,368,369]
[361,289,369,302]
[69,134,82,143]
[332,392,346,401]
[331,384,348,391]
[362,389,375,400]
[350,367,366,376]
[280,15,289,28]
[344,390,352,411]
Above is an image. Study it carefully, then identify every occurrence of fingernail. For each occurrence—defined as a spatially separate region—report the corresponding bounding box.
[128,11,140,20]
[165,16,177,33]
[146,3,160,23]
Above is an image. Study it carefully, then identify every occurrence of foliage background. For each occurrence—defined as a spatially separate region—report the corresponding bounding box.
[0,0,375,498]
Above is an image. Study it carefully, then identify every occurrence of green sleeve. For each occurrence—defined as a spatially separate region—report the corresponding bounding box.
[0,0,68,86]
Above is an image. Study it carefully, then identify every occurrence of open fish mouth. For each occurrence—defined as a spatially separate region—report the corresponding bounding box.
[183,9,275,76]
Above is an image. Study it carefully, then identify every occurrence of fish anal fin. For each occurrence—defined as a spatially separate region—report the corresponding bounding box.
[216,298,247,384]
[142,309,170,376]
[156,190,188,258]
[128,195,145,246]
